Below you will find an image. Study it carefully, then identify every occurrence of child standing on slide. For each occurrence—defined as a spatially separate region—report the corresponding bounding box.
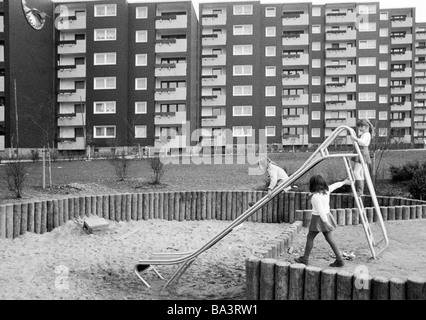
[294,175,351,267]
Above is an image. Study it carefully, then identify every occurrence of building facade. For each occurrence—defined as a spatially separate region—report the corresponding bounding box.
[1,0,426,155]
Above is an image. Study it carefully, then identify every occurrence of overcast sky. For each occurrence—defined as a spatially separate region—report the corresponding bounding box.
[52,0,426,22]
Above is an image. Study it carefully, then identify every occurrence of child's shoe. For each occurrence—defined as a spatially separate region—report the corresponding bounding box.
[329,259,344,267]
[294,256,308,265]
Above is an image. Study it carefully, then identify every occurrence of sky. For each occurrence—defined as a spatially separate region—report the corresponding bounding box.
[51,0,426,22]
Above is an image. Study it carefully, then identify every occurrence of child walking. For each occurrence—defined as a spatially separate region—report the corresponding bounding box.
[295,175,351,267]
[350,119,374,196]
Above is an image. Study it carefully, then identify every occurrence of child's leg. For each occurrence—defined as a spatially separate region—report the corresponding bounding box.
[303,231,319,258]
[353,163,365,195]
[323,231,343,261]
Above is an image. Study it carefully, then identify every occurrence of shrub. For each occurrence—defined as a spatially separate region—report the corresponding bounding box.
[407,165,426,200]
[108,151,133,181]
[5,159,28,198]
[31,150,40,163]
[150,156,165,185]
[389,161,421,182]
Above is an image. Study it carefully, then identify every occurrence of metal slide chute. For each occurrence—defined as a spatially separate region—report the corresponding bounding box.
[134,125,389,289]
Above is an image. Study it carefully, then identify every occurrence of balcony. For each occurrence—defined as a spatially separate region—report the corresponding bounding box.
[326,47,356,58]
[155,39,187,53]
[201,94,226,106]
[155,14,187,29]
[201,74,226,86]
[0,135,4,151]
[282,94,308,106]
[416,44,426,55]
[202,33,226,46]
[282,74,309,86]
[154,111,187,125]
[154,135,187,149]
[56,12,86,30]
[282,13,309,26]
[416,61,426,70]
[0,105,4,122]
[57,113,85,126]
[57,39,86,55]
[391,68,412,78]
[391,51,413,61]
[282,53,309,66]
[57,64,86,78]
[325,117,356,128]
[416,31,426,41]
[325,100,356,111]
[155,62,187,77]
[391,17,413,28]
[415,90,426,99]
[390,118,412,128]
[282,134,308,146]
[57,89,86,102]
[326,29,356,41]
[325,82,356,93]
[414,106,426,115]
[201,135,227,147]
[414,121,426,130]
[325,11,357,24]
[282,114,309,126]
[282,34,309,46]
[201,114,226,127]
[390,102,412,111]
[58,137,85,151]
[326,64,356,75]
[202,53,226,66]
[391,84,412,95]
[155,87,187,101]
[391,34,413,45]
[201,11,227,26]
[415,75,426,85]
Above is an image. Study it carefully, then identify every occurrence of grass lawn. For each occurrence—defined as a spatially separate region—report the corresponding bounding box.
[0,149,425,204]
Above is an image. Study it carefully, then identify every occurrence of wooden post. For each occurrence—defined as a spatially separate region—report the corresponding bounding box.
[278,191,285,223]
[321,269,337,300]
[289,192,295,223]
[283,192,290,223]
[103,195,109,220]
[201,191,207,220]
[85,196,91,216]
[336,271,353,300]
[337,209,345,226]
[304,266,322,300]
[20,203,28,235]
[379,207,388,222]
[259,259,276,300]
[165,192,172,221]
[410,206,416,219]
[395,206,402,220]
[242,191,248,220]
[234,191,240,220]
[57,199,64,227]
[352,208,359,225]
[289,263,305,300]
[27,202,34,233]
[407,276,426,300]
[0,206,6,238]
[186,191,193,221]
[388,207,395,220]
[68,198,74,221]
[162,192,169,221]
[109,195,115,221]
[345,208,352,225]
[245,256,261,300]
[91,195,97,217]
[295,210,303,222]
[275,261,291,300]
[149,192,155,220]
[390,277,406,300]
[422,205,426,219]
[179,192,185,221]
[34,202,41,234]
[97,195,103,218]
[226,191,232,221]
[366,207,373,223]
[121,194,127,221]
[221,191,227,221]
[125,194,131,221]
[41,201,47,234]
[115,194,122,222]
[52,200,59,229]
[402,206,410,220]
[353,274,373,300]
[416,205,422,219]
[206,191,212,220]
[137,194,143,221]
[303,210,312,228]
[12,204,22,237]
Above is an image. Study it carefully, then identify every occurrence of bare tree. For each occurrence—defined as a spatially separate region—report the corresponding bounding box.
[5,159,28,198]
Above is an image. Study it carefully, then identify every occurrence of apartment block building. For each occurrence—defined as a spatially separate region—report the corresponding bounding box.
[1,0,426,156]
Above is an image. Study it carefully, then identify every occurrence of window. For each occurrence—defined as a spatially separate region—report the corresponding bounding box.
[312,42,321,51]
[94,101,116,114]
[265,7,276,17]
[233,86,252,96]
[265,106,276,117]
[359,92,376,101]
[359,75,376,84]
[265,66,276,77]
[312,76,321,85]
[233,45,253,55]
[94,28,117,41]
[135,125,147,139]
[358,110,376,119]
[265,26,276,37]
[265,46,276,57]
[312,7,321,16]
[135,102,147,114]
[94,4,116,17]
[379,111,388,120]
[94,77,116,90]
[135,78,147,90]
[359,40,376,49]
[94,126,116,138]
[136,7,148,19]
[233,106,252,116]
[136,30,148,43]
[379,95,388,104]
[94,53,116,65]
[265,86,276,97]
[359,57,376,67]
[312,59,321,68]
[379,61,388,70]
[311,111,321,120]
[379,78,388,87]
[265,126,276,137]
[233,65,252,76]
[233,25,253,35]
[312,25,321,34]
[233,126,252,137]
[380,12,388,20]
[135,54,147,66]
[311,128,321,138]
[379,128,388,137]
[358,4,377,14]
[380,45,388,54]
[312,94,321,103]
[233,5,253,15]
[358,22,376,32]
[380,28,389,37]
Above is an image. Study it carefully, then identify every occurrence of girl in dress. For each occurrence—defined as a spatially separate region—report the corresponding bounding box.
[295,175,351,267]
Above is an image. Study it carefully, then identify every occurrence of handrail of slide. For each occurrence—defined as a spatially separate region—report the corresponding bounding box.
[136,125,386,267]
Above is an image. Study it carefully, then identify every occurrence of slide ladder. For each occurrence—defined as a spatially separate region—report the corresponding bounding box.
[134,125,389,289]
